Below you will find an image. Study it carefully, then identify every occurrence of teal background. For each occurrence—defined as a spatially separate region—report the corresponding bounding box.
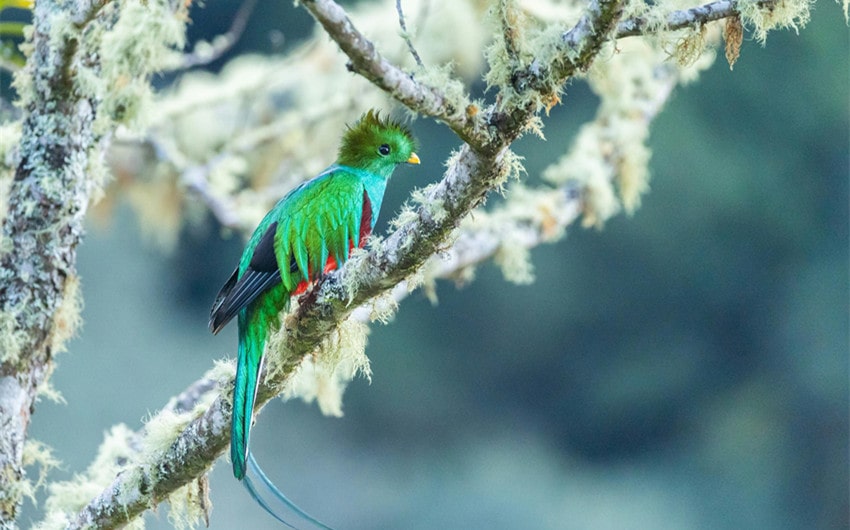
[14,3,848,530]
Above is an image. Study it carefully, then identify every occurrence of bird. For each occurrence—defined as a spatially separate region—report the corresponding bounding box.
[209,110,419,528]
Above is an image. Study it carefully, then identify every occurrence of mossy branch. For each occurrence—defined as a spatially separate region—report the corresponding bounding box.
[65,392,229,530]
[505,0,626,104]
[617,0,739,37]
[0,0,100,522]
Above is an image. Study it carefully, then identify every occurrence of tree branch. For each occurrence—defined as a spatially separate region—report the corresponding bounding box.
[489,0,625,152]
[0,0,99,521]
[66,393,229,530]
[395,0,424,68]
[62,142,506,529]
[301,0,483,146]
[173,0,259,70]
[617,0,739,37]
[505,0,626,105]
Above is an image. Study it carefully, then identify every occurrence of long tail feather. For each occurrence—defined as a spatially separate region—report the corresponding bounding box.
[232,309,263,479]
[244,451,336,530]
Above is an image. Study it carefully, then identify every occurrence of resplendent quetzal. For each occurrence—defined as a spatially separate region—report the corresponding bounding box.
[209,110,419,528]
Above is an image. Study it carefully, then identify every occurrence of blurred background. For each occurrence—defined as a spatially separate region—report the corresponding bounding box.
[12,2,848,529]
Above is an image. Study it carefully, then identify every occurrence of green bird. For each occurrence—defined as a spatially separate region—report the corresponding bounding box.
[209,110,419,528]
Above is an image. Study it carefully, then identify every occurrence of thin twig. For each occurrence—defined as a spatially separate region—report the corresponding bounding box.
[498,0,523,62]
[177,0,259,69]
[182,162,246,230]
[301,0,482,146]
[395,0,423,67]
[142,137,249,231]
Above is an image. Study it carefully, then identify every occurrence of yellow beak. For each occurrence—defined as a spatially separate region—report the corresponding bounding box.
[407,152,421,165]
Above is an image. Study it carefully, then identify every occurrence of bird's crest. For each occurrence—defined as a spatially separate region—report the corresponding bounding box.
[338,109,417,163]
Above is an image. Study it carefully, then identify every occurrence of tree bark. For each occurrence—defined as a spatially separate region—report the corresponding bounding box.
[0,0,100,523]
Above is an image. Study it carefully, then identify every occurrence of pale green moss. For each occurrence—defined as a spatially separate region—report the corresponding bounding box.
[35,376,65,404]
[493,148,526,195]
[543,121,621,228]
[210,358,238,389]
[0,120,21,163]
[483,1,530,108]
[738,0,814,43]
[389,200,422,233]
[96,0,187,131]
[607,116,651,214]
[672,26,708,67]
[166,476,211,530]
[677,41,718,85]
[22,440,61,493]
[45,8,74,61]
[48,273,82,356]
[415,62,473,116]
[9,478,36,518]
[418,258,443,304]
[402,266,427,300]
[503,184,571,240]
[10,24,34,101]
[39,425,137,528]
[86,142,111,205]
[408,183,449,225]
[494,236,535,284]
[282,317,371,417]
[363,290,401,324]
[141,408,193,458]
[0,310,20,363]
[620,0,653,22]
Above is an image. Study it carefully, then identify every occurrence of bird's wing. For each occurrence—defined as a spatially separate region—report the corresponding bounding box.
[209,168,373,333]
[273,169,371,291]
[209,221,296,334]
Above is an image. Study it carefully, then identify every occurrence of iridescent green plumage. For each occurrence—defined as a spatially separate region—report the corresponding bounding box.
[209,110,418,528]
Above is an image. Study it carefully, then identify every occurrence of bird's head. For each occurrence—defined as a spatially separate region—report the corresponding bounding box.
[337,110,420,176]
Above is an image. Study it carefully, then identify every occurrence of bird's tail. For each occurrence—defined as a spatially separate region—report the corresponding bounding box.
[244,451,336,530]
[232,310,264,480]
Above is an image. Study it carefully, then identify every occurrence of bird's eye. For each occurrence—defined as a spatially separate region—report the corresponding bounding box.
[378,144,391,156]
